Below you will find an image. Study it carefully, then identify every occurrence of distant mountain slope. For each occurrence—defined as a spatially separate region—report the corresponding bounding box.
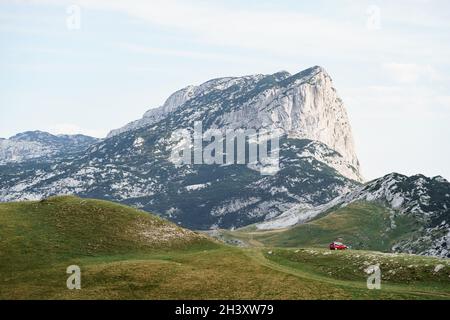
[0,137,357,229]
[0,131,98,164]
[239,202,418,249]
[252,173,450,257]
[0,66,363,229]
[340,173,450,257]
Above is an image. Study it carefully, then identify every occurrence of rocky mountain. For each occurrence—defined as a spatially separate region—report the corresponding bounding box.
[107,76,242,138]
[0,66,363,229]
[0,66,448,258]
[108,66,362,182]
[0,131,99,164]
[257,173,450,257]
[343,173,450,257]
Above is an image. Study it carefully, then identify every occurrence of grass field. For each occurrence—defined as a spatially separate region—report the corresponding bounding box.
[1,197,449,299]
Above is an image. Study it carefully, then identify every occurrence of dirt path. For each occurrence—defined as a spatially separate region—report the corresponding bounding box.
[243,248,450,299]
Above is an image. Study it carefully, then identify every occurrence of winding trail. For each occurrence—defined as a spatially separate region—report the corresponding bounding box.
[243,248,450,299]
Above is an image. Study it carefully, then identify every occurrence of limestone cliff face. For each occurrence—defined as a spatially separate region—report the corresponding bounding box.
[214,66,362,181]
[107,66,362,181]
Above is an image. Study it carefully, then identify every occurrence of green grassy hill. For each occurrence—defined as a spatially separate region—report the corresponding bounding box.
[1,197,448,300]
[0,196,212,269]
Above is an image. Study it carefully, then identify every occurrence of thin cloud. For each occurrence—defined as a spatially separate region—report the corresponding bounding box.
[119,43,249,62]
[382,63,441,84]
[11,0,445,61]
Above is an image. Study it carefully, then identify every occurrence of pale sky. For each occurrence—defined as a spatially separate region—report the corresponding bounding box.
[0,0,449,180]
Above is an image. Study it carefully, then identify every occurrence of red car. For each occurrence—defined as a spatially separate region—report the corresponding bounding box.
[329,241,348,250]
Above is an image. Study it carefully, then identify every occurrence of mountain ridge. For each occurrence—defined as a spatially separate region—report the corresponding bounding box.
[0,66,363,229]
[254,172,450,257]
[107,65,362,181]
[0,131,99,164]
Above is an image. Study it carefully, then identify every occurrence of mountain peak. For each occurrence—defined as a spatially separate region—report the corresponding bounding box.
[10,130,55,141]
[107,66,329,139]
[305,65,327,74]
[433,175,448,183]
[344,172,450,213]
[106,66,362,181]
[287,65,328,81]
[311,65,327,73]
[272,70,291,80]
[0,130,98,164]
